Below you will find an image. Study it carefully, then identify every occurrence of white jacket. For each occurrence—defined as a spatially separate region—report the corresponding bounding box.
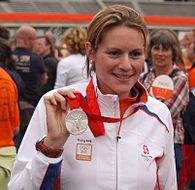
[54,54,88,88]
[9,76,177,190]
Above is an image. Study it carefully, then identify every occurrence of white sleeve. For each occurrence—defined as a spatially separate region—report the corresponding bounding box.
[54,58,69,88]
[8,97,62,190]
[157,111,177,190]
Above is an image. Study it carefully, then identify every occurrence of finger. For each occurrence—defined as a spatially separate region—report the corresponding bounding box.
[57,88,77,99]
[44,95,57,106]
[53,91,67,110]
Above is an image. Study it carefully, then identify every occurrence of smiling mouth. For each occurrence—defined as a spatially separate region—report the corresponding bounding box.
[155,57,165,62]
[114,73,132,80]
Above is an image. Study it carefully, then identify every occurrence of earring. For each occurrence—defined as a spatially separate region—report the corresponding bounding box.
[89,60,93,64]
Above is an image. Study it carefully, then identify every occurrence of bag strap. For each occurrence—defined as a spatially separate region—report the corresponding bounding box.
[169,68,180,78]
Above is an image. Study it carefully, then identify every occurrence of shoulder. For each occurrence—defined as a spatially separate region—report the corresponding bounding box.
[146,96,170,113]
[171,66,188,79]
[139,69,154,82]
[60,54,85,63]
[44,56,58,64]
[0,68,14,84]
[145,96,172,129]
[173,70,188,84]
[31,52,44,63]
[0,69,17,95]
[146,96,172,130]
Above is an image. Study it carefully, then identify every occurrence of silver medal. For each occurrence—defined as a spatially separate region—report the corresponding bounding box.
[65,108,88,135]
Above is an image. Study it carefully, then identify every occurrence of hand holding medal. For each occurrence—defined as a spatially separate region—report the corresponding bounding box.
[44,79,138,143]
[43,89,77,149]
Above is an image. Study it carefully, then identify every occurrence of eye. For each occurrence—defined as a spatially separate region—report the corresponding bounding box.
[107,50,121,57]
[162,47,170,52]
[152,46,160,51]
[129,50,144,59]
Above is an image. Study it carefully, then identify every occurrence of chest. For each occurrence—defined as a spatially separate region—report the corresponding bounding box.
[60,112,165,190]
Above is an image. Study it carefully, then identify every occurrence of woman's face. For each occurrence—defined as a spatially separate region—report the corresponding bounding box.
[151,44,173,67]
[87,25,145,99]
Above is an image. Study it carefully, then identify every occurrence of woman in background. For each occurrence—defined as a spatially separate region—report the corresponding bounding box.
[54,27,88,88]
[140,29,189,183]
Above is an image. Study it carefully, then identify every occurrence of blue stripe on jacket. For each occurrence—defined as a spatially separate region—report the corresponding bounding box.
[40,160,62,190]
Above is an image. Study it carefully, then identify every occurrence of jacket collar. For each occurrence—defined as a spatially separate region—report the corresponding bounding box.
[90,72,148,106]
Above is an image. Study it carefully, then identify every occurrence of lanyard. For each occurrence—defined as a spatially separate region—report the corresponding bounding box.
[66,80,139,137]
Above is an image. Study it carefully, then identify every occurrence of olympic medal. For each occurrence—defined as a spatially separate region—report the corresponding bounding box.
[65,108,88,135]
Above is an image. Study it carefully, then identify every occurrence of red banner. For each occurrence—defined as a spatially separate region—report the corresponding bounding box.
[0,13,195,26]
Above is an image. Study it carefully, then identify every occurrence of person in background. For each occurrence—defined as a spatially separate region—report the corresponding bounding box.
[179,29,195,190]
[12,25,47,150]
[140,29,189,184]
[0,26,25,97]
[0,39,20,190]
[9,5,177,189]
[45,30,63,61]
[54,27,88,88]
[0,25,10,40]
[180,31,195,71]
[34,35,58,95]
[187,30,195,90]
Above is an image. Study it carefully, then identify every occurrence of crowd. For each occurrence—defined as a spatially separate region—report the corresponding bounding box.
[0,4,194,190]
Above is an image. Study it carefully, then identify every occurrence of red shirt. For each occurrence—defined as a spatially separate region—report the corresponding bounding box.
[188,66,195,89]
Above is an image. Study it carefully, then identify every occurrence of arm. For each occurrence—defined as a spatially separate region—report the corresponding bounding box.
[33,54,48,87]
[54,59,69,89]
[157,111,177,190]
[11,81,20,137]
[40,72,48,87]
[164,74,189,118]
[8,89,76,190]
[13,127,19,136]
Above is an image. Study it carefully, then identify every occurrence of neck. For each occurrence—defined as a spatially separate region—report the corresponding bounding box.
[43,50,51,58]
[154,64,173,77]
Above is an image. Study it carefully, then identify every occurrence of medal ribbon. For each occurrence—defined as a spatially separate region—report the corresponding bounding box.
[66,80,139,137]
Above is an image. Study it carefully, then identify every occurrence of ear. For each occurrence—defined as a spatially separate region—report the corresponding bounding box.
[85,41,95,62]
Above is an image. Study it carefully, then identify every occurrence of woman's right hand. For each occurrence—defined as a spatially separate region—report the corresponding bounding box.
[43,89,76,149]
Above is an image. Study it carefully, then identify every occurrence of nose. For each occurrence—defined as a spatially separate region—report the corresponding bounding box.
[118,55,132,71]
[157,49,164,55]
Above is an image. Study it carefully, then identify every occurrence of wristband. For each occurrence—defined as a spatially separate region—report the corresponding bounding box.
[35,137,63,158]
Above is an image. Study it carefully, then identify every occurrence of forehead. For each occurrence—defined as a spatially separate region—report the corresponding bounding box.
[150,33,174,49]
[36,38,46,44]
[99,25,144,48]
[151,43,173,51]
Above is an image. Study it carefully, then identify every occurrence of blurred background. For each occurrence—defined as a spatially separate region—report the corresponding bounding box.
[0,0,195,44]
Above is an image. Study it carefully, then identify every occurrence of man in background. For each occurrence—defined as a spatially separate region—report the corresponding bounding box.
[0,26,10,40]
[34,35,58,95]
[12,25,47,150]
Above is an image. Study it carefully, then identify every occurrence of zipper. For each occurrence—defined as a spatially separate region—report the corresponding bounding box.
[115,106,137,190]
[115,121,122,190]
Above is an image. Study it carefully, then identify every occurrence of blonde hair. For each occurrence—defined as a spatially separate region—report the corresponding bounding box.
[86,4,148,76]
[60,27,87,55]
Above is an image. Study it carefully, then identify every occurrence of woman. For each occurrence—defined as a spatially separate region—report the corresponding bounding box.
[9,5,177,189]
[140,29,189,182]
[54,27,88,88]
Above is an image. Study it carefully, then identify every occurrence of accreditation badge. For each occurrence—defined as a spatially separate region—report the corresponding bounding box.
[76,143,92,161]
